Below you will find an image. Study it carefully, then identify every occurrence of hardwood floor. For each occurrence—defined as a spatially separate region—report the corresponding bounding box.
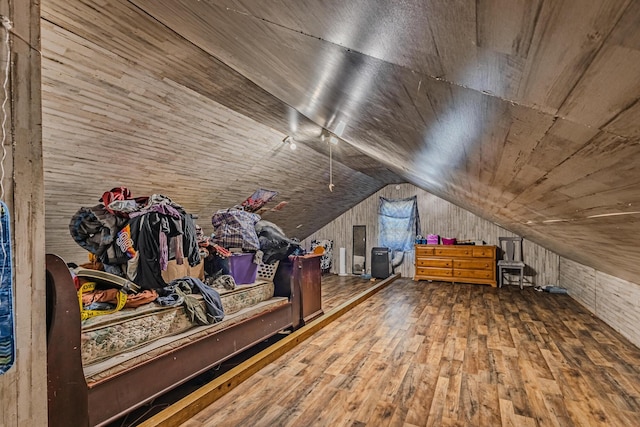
[179,278,640,427]
[321,274,383,312]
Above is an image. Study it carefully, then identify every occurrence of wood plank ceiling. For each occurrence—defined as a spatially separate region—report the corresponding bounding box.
[41,0,640,285]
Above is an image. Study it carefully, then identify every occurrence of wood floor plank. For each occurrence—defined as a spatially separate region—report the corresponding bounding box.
[458,373,479,426]
[425,375,449,427]
[478,381,502,426]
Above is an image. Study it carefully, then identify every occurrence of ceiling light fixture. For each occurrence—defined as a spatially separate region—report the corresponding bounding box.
[329,120,346,145]
[283,136,297,150]
[328,141,334,192]
[334,120,346,137]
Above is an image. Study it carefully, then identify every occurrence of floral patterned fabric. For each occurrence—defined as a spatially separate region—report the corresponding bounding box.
[81,280,274,366]
[310,239,333,273]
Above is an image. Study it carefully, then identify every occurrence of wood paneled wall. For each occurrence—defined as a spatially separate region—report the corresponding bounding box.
[302,183,559,286]
[0,0,47,426]
[560,257,640,349]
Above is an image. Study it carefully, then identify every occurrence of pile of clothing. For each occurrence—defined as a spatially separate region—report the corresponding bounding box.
[201,189,300,284]
[208,208,300,272]
[69,187,201,291]
[68,187,300,324]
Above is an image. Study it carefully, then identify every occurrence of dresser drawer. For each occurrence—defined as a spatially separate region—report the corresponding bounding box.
[473,247,495,258]
[435,247,473,257]
[415,245,435,256]
[453,269,494,280]
[416,267,453,277]
[453,259,494,270]
[417,258,452,268]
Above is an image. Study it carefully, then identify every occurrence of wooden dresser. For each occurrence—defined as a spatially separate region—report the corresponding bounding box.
[414,244,497,287]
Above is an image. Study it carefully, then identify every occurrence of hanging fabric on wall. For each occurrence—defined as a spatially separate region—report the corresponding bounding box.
[0,201,14,375]
[378,195,420,252]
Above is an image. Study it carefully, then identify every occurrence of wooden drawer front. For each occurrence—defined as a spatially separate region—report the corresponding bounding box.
[417,258,452,268]
[453,259,493,270]
[435,247,472,258]
[415,245,435,256]
[454,269,494,280]
[472,247,495,258]
[416,267,453,277]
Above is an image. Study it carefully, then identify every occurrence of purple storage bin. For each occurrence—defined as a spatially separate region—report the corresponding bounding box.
[441,237,457,245]
[426,234,440,245]
[229,253,258,284]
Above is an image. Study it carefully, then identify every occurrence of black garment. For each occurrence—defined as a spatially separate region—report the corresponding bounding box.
[255,220,300,264]
[89,204,128,245]
[69,207,112,257]
[141,195,199,268]
[129,212,183,290]
[69,206,132,267]
[163,277,224,324]
[181,213,200,267]
[204,252,230,278]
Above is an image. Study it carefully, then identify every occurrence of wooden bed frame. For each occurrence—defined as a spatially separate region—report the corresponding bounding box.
[46,253,319,427]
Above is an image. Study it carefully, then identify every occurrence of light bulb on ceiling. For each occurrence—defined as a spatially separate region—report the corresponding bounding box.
[283,135,297,150]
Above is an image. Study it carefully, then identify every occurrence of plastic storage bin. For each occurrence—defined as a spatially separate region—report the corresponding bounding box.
[229,253,258,284]
[441,237,457,245]
[426,234,440,244]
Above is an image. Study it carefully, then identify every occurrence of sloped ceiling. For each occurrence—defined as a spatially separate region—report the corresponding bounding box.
[42,0,640,284]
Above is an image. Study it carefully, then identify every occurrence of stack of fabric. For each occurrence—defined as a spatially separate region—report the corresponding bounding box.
[207,192,300,284]
[68,187,305,325]
[69,188,200,291]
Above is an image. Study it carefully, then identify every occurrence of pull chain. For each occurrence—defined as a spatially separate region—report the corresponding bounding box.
[328,143,334,192]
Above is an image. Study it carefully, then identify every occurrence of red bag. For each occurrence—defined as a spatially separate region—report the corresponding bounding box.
[99,187,132,214]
